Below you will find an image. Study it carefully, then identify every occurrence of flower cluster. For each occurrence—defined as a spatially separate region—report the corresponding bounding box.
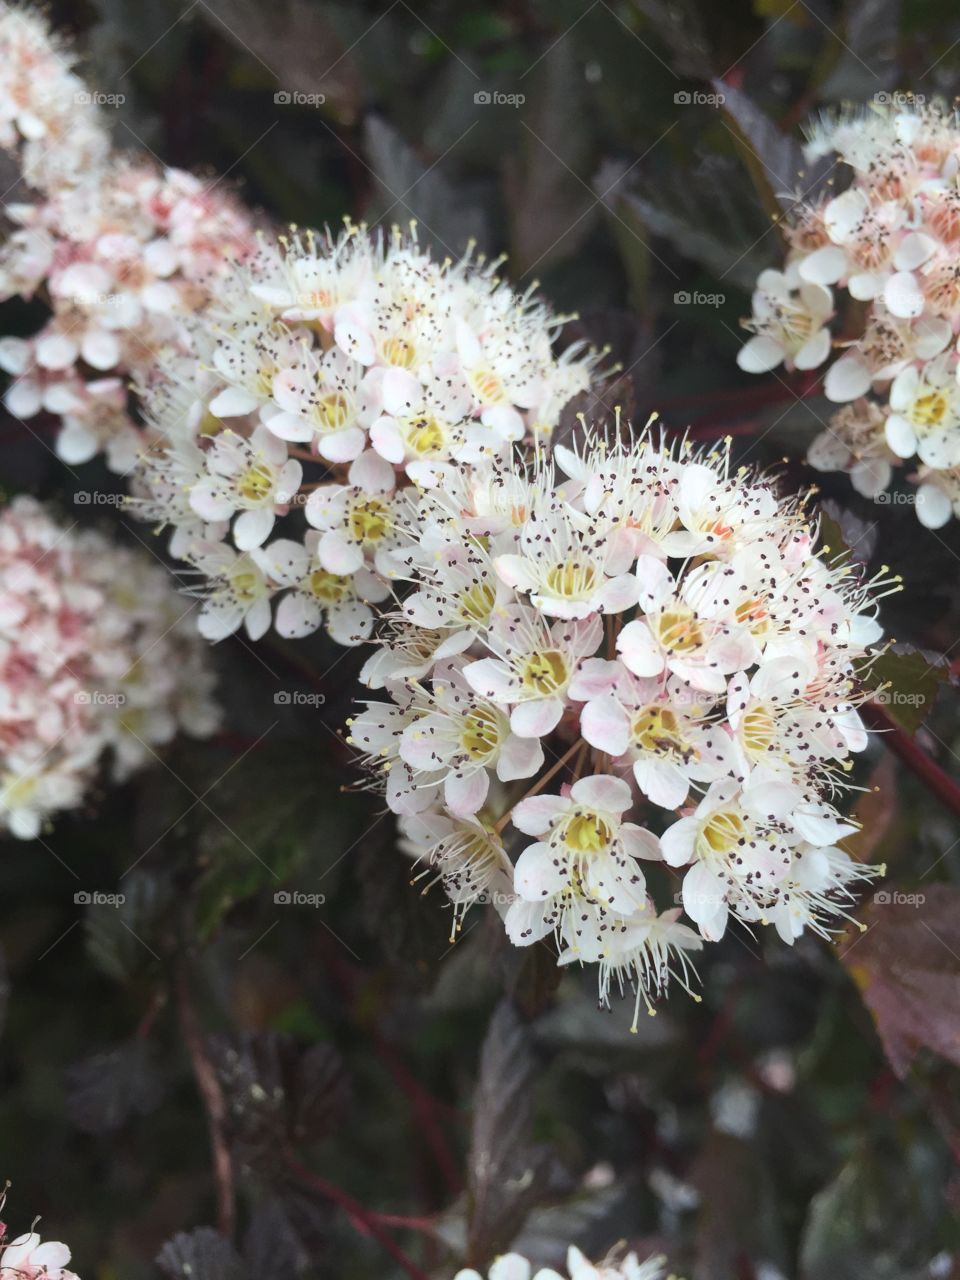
[737,98,960,527]
[0,5,258,472]
[454,1245,668,1280]
[0,495,220,838]
[132,221,598,646]
[0,3,109,193]
[350,429,889,1027]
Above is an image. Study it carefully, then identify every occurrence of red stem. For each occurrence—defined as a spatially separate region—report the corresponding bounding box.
[863,702,960,820]
[285,1156,432,1280]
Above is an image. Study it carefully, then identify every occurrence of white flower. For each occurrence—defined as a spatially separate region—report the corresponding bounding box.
[505,774,661,958]
[886,353,960,467]
[188,540,274,642]
[400,810,516,940]
[0,1230,80,1280]
[737,268,833,373]
[188,425,303,550]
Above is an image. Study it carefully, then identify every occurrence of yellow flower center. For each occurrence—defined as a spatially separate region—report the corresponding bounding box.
[348,498,389,544]
[544,561,599,600]
[742,704,776,758]
[735,596,769,635]
[256,364,276,397]
[657,607,704,654]
[228,564,263,603]
[382,335,417,368]
[469,368,505,404]
[632,705,693,761]
[237,462,275,505]
[461,706,502,760]
[407,416,446,455]
[521,649,567,695]
[308,569,351,603]
[316,391,352,432]
[913,390,949,427]
[700,808,746,856]
[563,812,612,854]
[458,581,496,624]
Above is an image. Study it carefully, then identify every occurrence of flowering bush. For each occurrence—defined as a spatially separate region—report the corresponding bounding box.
[351,429,891,1026]
[738,99,960,527]
[132,223,599,645]
[0,495,220,837]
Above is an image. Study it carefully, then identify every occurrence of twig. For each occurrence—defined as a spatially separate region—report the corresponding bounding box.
[863,701,960,820]
[176,966,235,1240]
[286,1155,432,1280]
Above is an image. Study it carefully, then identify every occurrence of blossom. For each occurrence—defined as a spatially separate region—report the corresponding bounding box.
[0,496,219,838]
[349,428,888,1020]
[453,1246,666,1280]
[0,1231,80,1280]
[739,98,960,523]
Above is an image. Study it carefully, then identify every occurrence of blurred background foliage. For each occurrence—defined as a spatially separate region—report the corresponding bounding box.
[3,0,960,1276]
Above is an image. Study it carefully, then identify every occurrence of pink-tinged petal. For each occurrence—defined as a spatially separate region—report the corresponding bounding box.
[209,385,259,416]
[824,353,875,401]
[233,507,275,550]
[261,411,315,443]
[348,449,396,492]
[493,553,538,592]
[381,367,423,415]
[276,458,303,503]
[510,696,564,738]
[275,591,321,638]
[370,415,406,464]
[824,188,866,239]
[737,334,783,373]
[36,331,77,370]
[317,425,365,463]
[894,231,936,271]
[621,822,663,863]
[567,657,621,701]
[444,767,489,817]
[580,694,631,756]
[798,244,848,284]
[335,318,375,365]
[511,794,569,835]
[29,1241,72,1269]
[570,773,632,814]
[81,328,120,370]
[659,815,698,867]
[463,657,517,701]
[6,380,42,417]
[189,480,235,521]
[634,554,673,612]
[681,861,728,931]
[513,840,568,900]
[318,529,364,574]
[1,1234,41,1266]
[504,897,552,946]
[597,572,639,614]
[56,422,98,465]
[496,732,544,782]
[884,270,925,318]
[616,619,664,678]
[634,756,690,809]
[725,671,750,725]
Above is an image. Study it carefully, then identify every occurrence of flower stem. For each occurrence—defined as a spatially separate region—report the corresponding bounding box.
[863,701,960,819]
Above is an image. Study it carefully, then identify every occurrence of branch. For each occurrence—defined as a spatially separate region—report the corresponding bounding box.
[285,1155,433,1280]
[863,702,960,820]
[176,966,235,1240]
